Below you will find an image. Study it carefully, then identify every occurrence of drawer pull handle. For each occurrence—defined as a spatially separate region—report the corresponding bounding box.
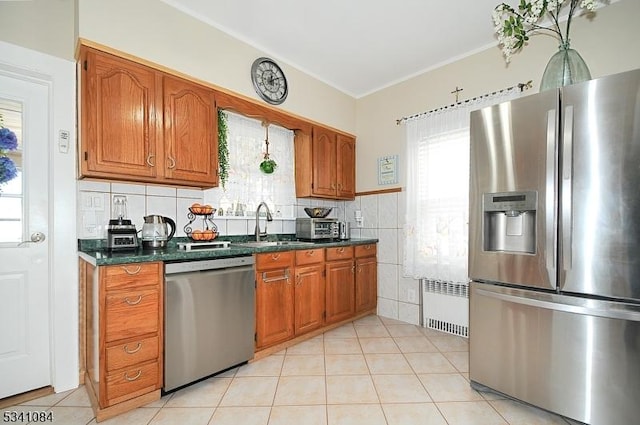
[122,265,142,275]
[124,295,143,305]
[124,370,142,381]
[306,250,315,256]
[337,247,345,253]
[146,154,155,167]
[365,245,372,250]
[262,269,289,283]
[123,342,142,354]
[271,253,281,260]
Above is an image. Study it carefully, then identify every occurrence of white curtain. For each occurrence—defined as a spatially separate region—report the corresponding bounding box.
[403,90,522,283]
[222,111,296,212]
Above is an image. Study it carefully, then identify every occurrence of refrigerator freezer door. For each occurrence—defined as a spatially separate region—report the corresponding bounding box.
[470,281,640,425]
[469,90,559,289]
[560,68,640,301]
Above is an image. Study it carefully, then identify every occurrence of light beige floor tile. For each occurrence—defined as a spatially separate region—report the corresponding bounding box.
[489,399,571,425]
[150,407,214,425]
[405,352,457,374]
[216,367,238,378]
[219,377,278,406]
[323,324,357,339]
[444,351,469,373]
[382,403,448,425]
[326,375,379,404]
[419,373,484,402]
[385,324,424,337]
[393,335,439,353]
[352,314,383,326]
[371,374,432,403]
[165,377,232,407]
[437,401,508,425]
[324,338,362,354]
[420,327,451,338]
[55,386,92,407]
[19,388,75,407]
[325,354,369,375]
[281,355,325,376]
[207,406,270,425]
[235,355,284,377]
[97,407,159,424]
[145,393,173,408]
[480,390,507,401]
[364,353,413,374]
[354,325,390,338]
[429,334,469,352]
[358,337,400,353]
[269,405,327,425]
[286,336,324,355]
[379,316,407,326]
[47,406,95,425]
[273,376,326,405]
[327,404,386,425]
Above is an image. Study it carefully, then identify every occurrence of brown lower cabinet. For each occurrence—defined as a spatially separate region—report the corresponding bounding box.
[82,260,163,421]
[255,244,377,351]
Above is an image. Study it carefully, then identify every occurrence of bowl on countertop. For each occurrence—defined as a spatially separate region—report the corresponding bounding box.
[304,207,333,218]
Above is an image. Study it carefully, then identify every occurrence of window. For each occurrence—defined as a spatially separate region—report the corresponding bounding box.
[0,100,23,243]
[217,111,296,216]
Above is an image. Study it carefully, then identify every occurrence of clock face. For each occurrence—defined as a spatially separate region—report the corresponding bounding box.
[251,57,288,105]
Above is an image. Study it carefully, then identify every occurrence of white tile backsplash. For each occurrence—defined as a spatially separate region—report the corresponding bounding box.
[146,185,176,197]
[360,195,378,229]
[111,182,145,195]
[378,192,399,229]
[77,180,110,192]
[377,298,399,320]
[377,228,398,264]
[398,302,420,325]
[378,263,399,300]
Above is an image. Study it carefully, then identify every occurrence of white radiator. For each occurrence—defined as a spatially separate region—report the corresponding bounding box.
[421,280,469,338]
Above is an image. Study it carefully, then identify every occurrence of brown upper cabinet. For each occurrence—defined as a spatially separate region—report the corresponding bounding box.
[295,125,356,200]
[79,46,218,188]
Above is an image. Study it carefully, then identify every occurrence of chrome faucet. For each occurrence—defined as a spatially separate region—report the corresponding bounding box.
[255,201,273,241]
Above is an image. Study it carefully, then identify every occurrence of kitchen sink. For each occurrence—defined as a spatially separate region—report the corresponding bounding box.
[231,240,316,248]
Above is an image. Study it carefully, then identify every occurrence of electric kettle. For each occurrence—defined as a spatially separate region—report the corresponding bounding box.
[141,215,176,249]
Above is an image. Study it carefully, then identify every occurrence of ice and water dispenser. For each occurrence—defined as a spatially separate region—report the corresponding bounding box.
[483,191,537,254]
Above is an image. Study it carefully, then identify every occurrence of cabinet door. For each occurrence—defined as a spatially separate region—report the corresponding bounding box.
[163,75,218,186]
[355,257,378,313]
[325,260,355,324]
[255,268,294,349]
[294,264,325,335]
[336,134,356,199]
[312,126,337,197]
[81,48,159,179]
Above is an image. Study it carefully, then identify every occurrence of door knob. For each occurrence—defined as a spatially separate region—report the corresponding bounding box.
[18,232,46,247]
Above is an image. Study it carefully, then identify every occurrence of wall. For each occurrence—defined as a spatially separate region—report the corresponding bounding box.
[354,0,640,193]
[76,0,357,134]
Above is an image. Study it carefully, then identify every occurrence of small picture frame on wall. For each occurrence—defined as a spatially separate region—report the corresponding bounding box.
[378,155,399,185]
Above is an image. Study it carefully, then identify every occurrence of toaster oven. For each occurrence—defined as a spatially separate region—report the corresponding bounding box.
[295,218,339,240]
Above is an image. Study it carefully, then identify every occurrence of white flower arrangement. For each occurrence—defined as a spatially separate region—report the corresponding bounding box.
[493,0,597,63]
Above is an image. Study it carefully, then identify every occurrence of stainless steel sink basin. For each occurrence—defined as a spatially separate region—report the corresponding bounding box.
[231,241,316,248]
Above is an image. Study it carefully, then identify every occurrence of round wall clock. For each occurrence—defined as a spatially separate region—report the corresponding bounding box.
[251,57,288,105]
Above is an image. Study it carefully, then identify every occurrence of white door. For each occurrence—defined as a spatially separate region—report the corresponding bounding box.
[0,71,51,398]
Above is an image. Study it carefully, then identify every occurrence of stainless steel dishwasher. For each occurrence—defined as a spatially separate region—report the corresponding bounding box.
[164,256,255,392]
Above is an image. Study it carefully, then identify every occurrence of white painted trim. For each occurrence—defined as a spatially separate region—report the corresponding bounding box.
[0,41,78,393]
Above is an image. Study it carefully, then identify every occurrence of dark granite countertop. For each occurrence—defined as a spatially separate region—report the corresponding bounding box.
[78,235,379,266]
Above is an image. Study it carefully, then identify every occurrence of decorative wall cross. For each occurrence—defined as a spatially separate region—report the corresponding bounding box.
[451,86,463,103]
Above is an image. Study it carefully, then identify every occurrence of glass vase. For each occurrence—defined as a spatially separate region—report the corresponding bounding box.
[539,43,591,92]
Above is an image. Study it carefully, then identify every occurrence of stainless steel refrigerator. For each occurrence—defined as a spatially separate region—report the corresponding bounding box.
[468,68,640,425]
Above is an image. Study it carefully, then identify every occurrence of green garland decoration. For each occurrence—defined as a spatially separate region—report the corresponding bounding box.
[217,109,229,190]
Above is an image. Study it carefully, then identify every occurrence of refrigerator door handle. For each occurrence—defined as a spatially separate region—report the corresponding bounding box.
[474,286,640,321]
[562,105,574,272]
[545,109,557,281]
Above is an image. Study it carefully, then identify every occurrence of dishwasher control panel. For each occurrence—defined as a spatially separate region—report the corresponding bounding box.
[165,255,255,274]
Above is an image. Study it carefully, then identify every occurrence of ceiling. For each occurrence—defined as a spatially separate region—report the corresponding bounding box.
[159,0,503,98]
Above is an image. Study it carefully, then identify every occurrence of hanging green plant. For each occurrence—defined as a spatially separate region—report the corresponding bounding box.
[217,109,229,189]
[260,121,277,174]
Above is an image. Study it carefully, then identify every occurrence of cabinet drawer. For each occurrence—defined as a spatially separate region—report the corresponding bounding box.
[105,361,159,406]
[103,262,161,290]
[106,335,159,372]
[355,244,377,258]
[256,251,295,270]
[295,248,325,265]
[105,289,159,342]
[326,246,354,261]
